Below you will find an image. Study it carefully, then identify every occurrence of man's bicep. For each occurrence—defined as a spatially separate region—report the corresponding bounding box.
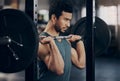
[38,43,49,60]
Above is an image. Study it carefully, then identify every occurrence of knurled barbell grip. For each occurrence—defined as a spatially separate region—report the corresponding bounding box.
[54,36,72,39]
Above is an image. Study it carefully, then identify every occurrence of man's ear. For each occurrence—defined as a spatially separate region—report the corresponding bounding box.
[51,14,57,24]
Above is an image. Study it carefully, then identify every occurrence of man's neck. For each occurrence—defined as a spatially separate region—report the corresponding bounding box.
[44,21,59,36]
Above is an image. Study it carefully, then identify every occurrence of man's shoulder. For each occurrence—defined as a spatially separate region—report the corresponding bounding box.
[40,32,49,36]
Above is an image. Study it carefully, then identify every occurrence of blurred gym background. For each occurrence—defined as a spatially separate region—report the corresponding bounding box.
[0,0,120,81]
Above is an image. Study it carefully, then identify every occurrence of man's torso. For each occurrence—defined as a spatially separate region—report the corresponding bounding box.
[38,32,71,81]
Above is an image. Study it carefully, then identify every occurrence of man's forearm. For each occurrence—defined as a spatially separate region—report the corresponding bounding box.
[48,41,64,75]
[76,41,86,68]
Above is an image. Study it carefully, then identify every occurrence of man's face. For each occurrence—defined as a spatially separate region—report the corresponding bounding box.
[54,11,72,33]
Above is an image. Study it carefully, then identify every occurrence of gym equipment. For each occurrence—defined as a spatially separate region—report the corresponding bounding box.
[71,17,111,56]
[0,9,111,73]
[39,35,73,40]
[0,9,38,73]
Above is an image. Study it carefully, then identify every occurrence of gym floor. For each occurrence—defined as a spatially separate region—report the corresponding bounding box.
[0,54,120,81]
[0,71,25,81]
[95,56,120,81]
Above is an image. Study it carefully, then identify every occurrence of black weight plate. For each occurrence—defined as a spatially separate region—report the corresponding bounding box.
[72,17,111,56]
[0,9,39,73]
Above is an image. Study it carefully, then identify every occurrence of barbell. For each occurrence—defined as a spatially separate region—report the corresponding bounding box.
[0,9,111,73]
[39,35,73,40]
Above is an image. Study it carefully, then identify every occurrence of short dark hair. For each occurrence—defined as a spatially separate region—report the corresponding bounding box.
[49,0,73,19]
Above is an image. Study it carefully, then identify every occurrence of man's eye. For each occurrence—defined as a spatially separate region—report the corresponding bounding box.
[64,18,67,21]
[65,18,68,21]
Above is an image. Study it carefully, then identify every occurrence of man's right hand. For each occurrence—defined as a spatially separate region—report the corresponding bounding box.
[39,36,54,44]
[68,34,82,42]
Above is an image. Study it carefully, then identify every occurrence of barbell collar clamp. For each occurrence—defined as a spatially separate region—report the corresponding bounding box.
[0,36,23,47]
[0,36,12,45]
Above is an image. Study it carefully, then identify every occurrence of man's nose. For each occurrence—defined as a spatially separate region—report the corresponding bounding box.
[66,22,70,27]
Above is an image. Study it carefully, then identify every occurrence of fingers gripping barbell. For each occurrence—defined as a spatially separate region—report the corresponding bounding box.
[0,9,111,73]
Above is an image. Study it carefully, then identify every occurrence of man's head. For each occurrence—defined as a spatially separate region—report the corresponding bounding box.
[49,1,73,33]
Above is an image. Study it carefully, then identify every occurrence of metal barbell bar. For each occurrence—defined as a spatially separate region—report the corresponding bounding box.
[39,35,73,40]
